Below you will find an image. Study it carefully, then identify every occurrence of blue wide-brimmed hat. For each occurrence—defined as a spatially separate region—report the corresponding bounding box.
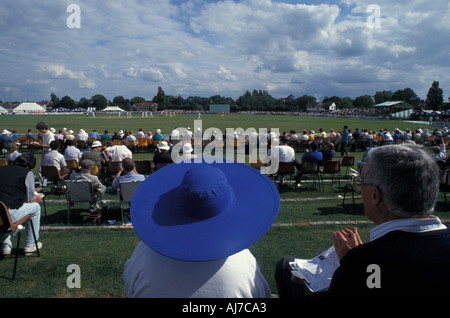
[130,158,280,261]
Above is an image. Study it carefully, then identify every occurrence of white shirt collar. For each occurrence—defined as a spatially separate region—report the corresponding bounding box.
[370,216,447,242]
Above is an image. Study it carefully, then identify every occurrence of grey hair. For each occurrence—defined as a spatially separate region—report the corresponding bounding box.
[80,159,95,172]
[363,143,440,217]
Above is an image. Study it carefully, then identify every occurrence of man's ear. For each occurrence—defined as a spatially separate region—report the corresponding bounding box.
[372,186,384,206]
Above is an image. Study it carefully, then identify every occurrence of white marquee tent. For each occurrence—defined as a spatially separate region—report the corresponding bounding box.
[13,102,46,114]
[102,105,124,112]
[0,105,8,113]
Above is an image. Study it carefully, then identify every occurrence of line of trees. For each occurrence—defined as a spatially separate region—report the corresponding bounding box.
[48,81,448,112]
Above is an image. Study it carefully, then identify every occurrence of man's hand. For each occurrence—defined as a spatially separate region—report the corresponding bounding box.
[332,227,363,260]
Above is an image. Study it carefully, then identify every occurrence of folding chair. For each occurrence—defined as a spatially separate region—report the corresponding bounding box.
[87,137,96,146]
[154,162,172,171]
[320,160,341,190]
[341,168,361,213]
[90,164,102,177]
[276,162,295,187]
[250,159,266,171]
[0,159,7,166]
[299,161,323,191]
[66,159,81,173]
[0,201,40,280]
[76,140,87,149]
[136,138,149,152]
[118,180,143,224]
[135,160,152,175]
[341,156,355,176]
[40,165,69,193]
[439,169,450,210]
[64,180,102,224]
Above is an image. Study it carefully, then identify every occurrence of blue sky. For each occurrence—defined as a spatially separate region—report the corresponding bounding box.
[0,0,449,103]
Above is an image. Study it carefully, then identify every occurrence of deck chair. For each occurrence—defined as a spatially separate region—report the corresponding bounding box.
[0,201,40,280]
[118,180,143,224]
[64,180,102,224]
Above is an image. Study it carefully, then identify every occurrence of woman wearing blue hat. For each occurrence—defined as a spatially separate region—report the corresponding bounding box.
[123,159,280,298]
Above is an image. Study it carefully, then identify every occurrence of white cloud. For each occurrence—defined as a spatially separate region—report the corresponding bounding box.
[0,0,449,101]
[216,66,237,81]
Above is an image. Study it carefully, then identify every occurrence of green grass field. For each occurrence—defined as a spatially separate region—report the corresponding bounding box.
[0,112,447,299]
[0,112,425,137]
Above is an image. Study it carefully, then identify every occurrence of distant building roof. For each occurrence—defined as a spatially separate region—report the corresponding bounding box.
[373,101,413,109]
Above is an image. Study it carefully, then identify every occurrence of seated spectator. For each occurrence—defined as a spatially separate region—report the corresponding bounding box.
[173,142,197,163]
[136,128,145,139]
[111,131,121,141]
[65,130,75,141]
[123,160,279,297]
[276,143,450,298]
[25,129,34,140]
[432,136,446,164]
[319,143,335,162]
[112,158,146,190]
[6,144,22,164]
[10,130,19,140]
[0,153,43,255]
[54,129,65,141]
[266,136,296,186]
[41,140,70,178]
[1,130,15,150]
[89,129,100,140]
[153,141,173,166]
[64,139,82,161]
[153,129,163,141]
[101,130,110,141]
[295,141,323,186]
[77,129,89,141]
[104,139,133,174]
[81,141,106,168]
[126,131,137,145]
[70,159,106,195]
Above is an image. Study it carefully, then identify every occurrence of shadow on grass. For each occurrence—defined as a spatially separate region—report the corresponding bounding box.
[316,202,365,216]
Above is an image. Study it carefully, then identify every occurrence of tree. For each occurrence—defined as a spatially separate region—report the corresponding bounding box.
[153,86,166,108]
[78,97,91,109]
[295,95,316,111]
[373,90,393,104]
[57,95,76,109]
[352,95,374,108]
[113,96,131,110]
[90,94,108,110]
[426,81,444,110]
[130,96,146,104]
[391,88,420,107]
[50,93,60,109]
